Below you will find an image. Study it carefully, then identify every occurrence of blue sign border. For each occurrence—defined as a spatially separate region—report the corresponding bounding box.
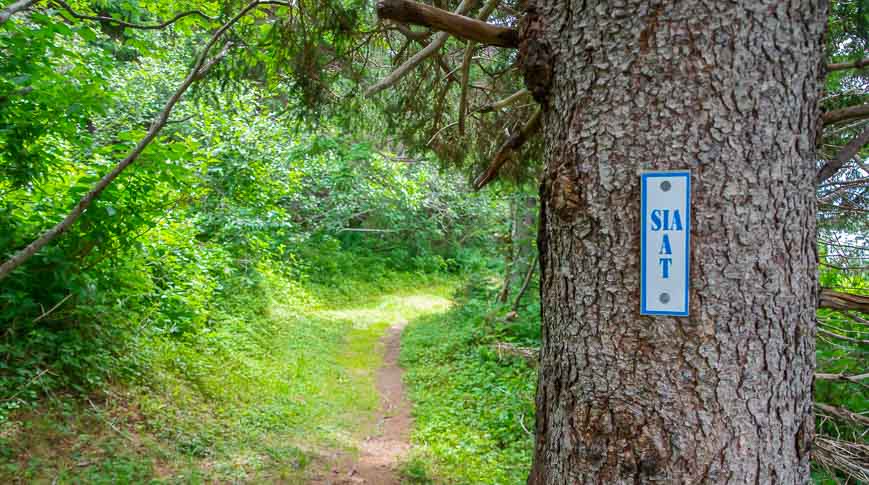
[640,171,691,316]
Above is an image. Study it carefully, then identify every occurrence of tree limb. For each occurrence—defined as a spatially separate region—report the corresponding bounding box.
[473,107,541,190]
[816,124,869,184]
[815,372,869,390]
[367,0,475,96]
[814,402,869,427]
[823,103,869,126]
[0,0,36,25]
[819,288,869,313]
[476,88,530,113]
[0,1,289,282]
[375,0,517,48]
[827,57,869,72]
[52,0,215,30]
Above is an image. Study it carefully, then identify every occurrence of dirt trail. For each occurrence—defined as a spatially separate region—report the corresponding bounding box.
[311,319,413,484]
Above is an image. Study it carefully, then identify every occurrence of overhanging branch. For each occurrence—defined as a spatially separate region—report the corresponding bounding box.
[366,0,475,96]
[376,0,518,48]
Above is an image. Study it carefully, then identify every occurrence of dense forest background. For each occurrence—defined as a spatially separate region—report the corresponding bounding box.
[0,0,866,483]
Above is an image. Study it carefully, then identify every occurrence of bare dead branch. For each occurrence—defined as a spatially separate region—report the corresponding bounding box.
[390,21,430,42]
[491,342,538,365]
[819,288,869,313]
[366,0,475,96]
[813,436,869,484]
[0,1,291,282]
[824,103,869,126]
[817,124,869,184]
[828,57,869,72]
[376,0,517,48]
[815,403,869,427]
[0,0,36,25]
[52,0,215,30]
[473,107,541,190]
[476,88,530,113]
[816,372,869,390]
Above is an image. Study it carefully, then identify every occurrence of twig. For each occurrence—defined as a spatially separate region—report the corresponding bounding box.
[52,0,215,30]
[512,254,537,312]
[476,88,530,113]
[32,293,72,323]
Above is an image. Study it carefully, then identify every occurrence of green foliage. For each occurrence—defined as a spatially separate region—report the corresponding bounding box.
[401,279,536,484]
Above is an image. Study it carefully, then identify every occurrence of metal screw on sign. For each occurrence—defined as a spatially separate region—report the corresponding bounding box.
[659,292,670,304]
[660,181,671,192]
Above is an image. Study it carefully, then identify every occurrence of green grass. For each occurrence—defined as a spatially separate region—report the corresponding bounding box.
[0,270,456,484]
[400,283,536,485]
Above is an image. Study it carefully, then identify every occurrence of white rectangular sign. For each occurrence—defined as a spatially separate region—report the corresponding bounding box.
[640,171,690,316]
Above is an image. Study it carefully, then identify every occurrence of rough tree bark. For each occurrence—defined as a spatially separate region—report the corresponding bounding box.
[524,0,826,483]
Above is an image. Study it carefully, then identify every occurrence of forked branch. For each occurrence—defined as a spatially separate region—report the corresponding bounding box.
[366,0,475,96]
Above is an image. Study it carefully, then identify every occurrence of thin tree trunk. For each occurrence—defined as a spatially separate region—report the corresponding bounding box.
[525,0,825,482]
[512,254,537,313]
[497,198,517,303]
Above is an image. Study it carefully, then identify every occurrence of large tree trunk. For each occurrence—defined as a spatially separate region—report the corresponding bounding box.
[524,0,826,483]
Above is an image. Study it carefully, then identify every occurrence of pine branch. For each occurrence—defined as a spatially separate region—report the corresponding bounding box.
[819,288,869,313]
[816,124,869,184]
[827,57,869,72]
[823,103,869,126]
[366,0,476,96]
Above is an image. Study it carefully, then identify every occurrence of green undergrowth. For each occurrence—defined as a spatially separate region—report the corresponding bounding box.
[400,277,537,485]
[0,269,456,483]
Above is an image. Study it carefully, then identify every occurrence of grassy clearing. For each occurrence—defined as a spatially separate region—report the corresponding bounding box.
[0,270,455,484]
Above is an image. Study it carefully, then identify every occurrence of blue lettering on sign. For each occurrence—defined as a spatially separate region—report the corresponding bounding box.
[650,209,682,278]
